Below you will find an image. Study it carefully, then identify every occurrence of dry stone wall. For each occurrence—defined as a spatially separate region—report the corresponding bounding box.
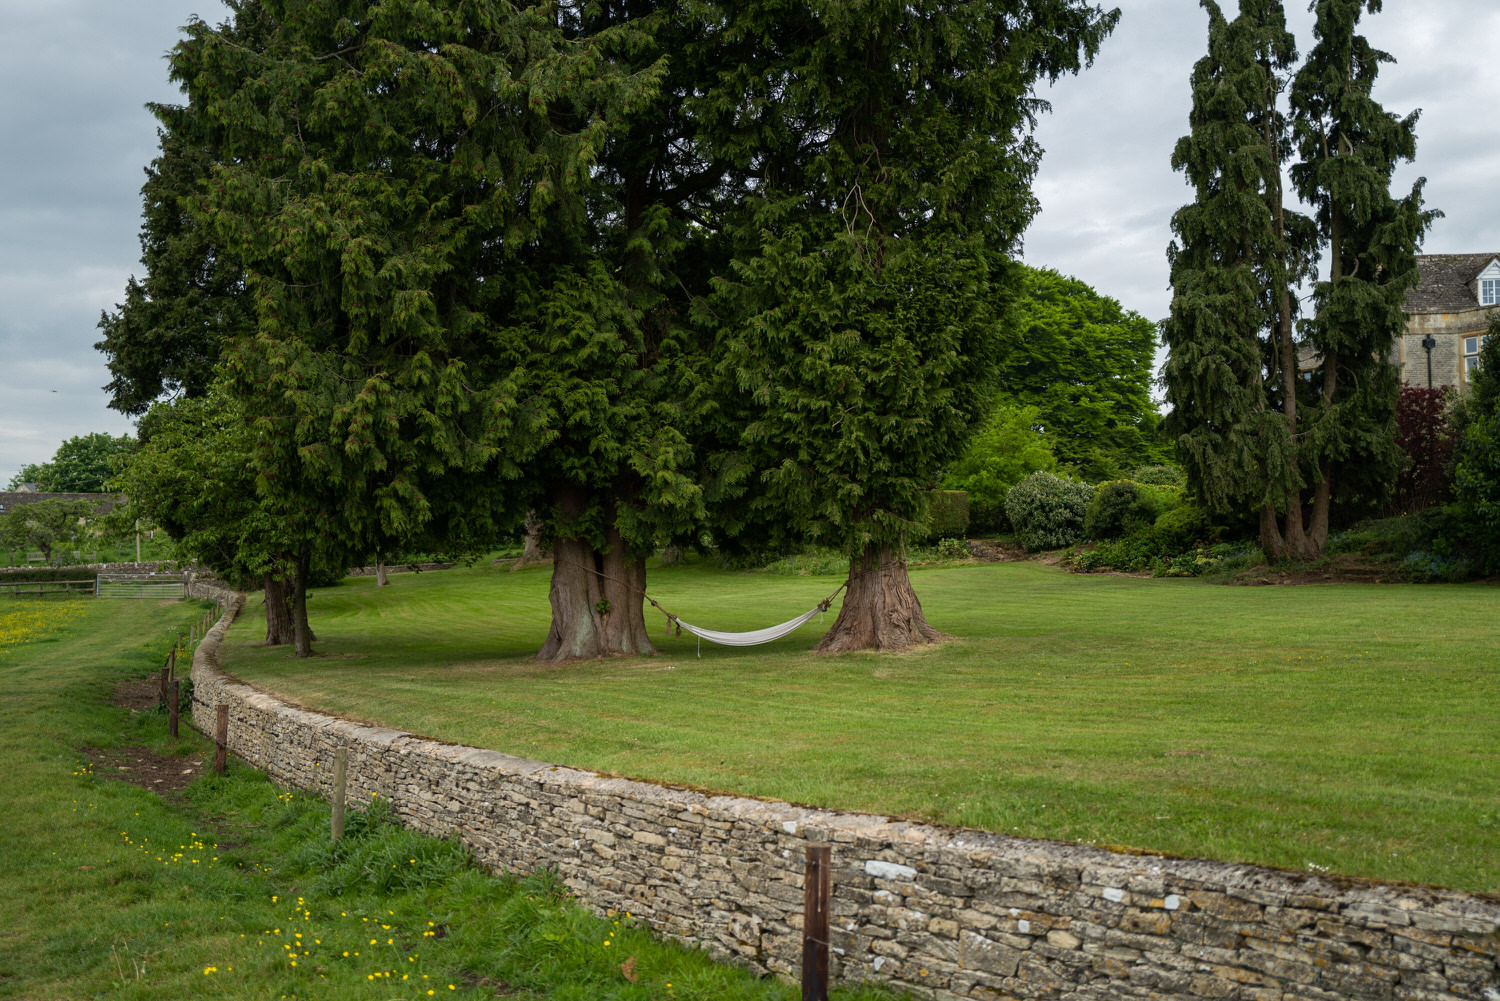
[191,601,1499,1001]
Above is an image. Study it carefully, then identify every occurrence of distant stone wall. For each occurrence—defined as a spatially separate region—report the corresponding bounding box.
[191,602,1500,1001]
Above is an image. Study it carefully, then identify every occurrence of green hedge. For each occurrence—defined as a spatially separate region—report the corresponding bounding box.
[0,566,100,584]
[922,490,970,540]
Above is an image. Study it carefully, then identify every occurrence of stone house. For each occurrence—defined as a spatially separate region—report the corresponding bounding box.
[1395,253,1500,389]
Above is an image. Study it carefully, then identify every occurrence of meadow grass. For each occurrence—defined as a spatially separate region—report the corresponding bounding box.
[0,595,897,1001]
[219,558,1500,895]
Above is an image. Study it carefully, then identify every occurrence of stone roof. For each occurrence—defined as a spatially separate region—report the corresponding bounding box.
[1405,253,1500,313]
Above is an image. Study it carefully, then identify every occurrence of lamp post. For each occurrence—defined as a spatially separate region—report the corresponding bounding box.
[1421,334,1437,389]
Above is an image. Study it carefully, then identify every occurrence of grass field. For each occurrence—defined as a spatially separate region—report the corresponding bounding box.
[0,596,892,1001]
[215,558,1500,896]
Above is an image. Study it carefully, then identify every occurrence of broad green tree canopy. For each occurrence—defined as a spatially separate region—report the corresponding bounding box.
[6,433,136,493]
[1001,265,1165,481]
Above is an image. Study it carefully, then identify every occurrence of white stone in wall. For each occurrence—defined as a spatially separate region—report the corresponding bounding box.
[865,859,918,881]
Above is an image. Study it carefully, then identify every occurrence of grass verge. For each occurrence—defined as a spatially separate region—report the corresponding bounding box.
[0,595,897,1001]
[219,558,1500,895]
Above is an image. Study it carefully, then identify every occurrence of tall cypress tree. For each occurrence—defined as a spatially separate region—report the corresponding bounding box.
[1285,0,1433,556]
[494,1,726,662]
[1164,0,1431,559]
[1163,0,1310,545]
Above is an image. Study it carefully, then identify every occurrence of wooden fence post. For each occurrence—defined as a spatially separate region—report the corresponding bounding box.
[168,679,179,738]
[802,845,832,1001]
[214,705,228,775]
[331,748,349,842]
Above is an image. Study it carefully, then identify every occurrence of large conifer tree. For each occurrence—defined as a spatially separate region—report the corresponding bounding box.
[1164,0,1430,559]
[709,0,1118,651]
[1284,0,1433,555]
[166,0,622,653]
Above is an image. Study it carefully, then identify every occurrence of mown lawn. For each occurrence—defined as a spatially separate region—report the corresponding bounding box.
[0,595,891,1001]
[218,558,1500,895]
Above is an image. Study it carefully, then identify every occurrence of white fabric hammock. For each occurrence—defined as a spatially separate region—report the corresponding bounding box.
[671,603,828,650]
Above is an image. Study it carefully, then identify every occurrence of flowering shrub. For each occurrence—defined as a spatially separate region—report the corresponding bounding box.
[1004,472,1094,551]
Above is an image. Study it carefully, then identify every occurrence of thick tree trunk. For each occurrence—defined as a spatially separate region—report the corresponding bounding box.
[263,572,295,646]
[815,543,945,654]
[1260,493,1328,561]
[374,558,390,587]
[535,486,654,663]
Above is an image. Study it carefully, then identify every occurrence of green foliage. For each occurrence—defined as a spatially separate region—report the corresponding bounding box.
[1398,550,1475,584]
[1067,533,1252,578]
[96,108,250,415]
[1162,0,1434,559]
[1004,472,1095,551]
[0,565,106,584]
[1001,266,1168,480]
[708,1,1120,562]
[1162,0,1310,523]
[0,497,100,563]
[109,392,274,588]
[1083,480,1172,541]
[1451,315,1500,573]
[1128,464,1186,487]
[5,433,136,492]
[1152,502,1212,551]
[924,490,971,541]
[942,400,1056,533]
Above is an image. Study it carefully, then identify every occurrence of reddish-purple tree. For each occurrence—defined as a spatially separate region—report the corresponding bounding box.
[1389,384,1455,514]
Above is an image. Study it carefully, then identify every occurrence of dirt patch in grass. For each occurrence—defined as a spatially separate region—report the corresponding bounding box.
[87,743,204,794]
[111,675,165,714]
[1230,553,1404,585]
[89,676,204,795]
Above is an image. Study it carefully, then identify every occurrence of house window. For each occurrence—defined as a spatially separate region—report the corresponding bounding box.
[1465,335,1487,373]
[1483,278,1500,306]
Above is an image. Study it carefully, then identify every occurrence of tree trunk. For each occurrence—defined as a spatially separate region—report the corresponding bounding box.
[291,547,314,658]
[263,572,295,646]
[535,486,654,663]
[1258,504,1287,561]
[815,543,945,654]
[374,558,389,587]
[514,510,546,568]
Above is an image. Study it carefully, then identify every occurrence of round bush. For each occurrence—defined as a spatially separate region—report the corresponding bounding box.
[1004,472,1095,551]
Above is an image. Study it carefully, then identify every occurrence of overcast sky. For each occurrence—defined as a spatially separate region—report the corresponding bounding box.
[2,1,1496,487]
